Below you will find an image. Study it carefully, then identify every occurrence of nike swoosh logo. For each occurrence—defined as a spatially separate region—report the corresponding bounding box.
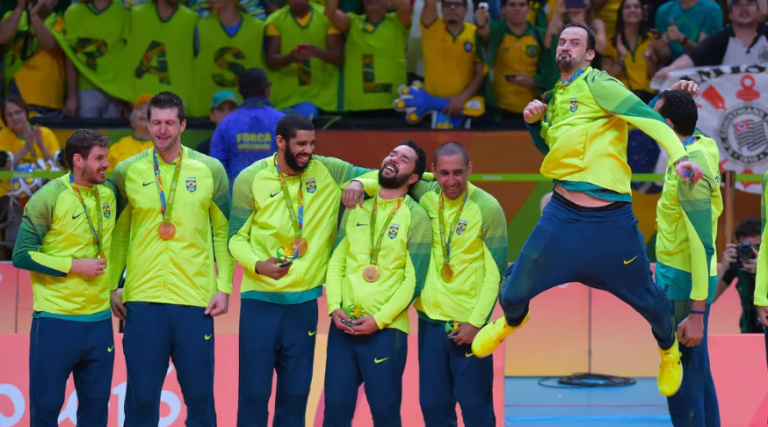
[108,346,114,353]
[205,334,212,340]
[624,256,638,265]
[374,357,389,364]
[142,181,154,187]
[356,223,368,227]
[270,192,280,198]
[465,352,474,358]
[308,330,317,336]
[72,213,84,220]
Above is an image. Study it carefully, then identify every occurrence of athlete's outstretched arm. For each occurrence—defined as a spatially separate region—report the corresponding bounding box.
[207,159,234,295]
[350,172,438,205]
[12,188,69,276]
[228,168,271,274]
[318,155,377,187]
[588,73,689,163]
[678,150,716,302]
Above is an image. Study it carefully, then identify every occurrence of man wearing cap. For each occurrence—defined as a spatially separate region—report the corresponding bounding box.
[107,94,154,172]
[210,68,284,185]
[196,90,239,156]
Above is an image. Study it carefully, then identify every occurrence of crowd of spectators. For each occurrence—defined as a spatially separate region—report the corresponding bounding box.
[0,0,763,127]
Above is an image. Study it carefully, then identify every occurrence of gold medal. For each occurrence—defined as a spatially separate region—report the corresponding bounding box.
[363,265,380,283]
[292,237,308,256]
[158,221,176,240]
[441,264,454,282]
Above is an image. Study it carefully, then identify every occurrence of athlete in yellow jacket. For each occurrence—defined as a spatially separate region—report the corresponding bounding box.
[323,141,431,426]
[472,23,705,398]
[13,130,115,427]
[228,113,376,426]
[109,92,234,426]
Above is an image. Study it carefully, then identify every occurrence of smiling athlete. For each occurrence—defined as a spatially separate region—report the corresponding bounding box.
[472,22,705,398]
[14,129,116,427]
[228,113,378,427]
[324,140,432,427]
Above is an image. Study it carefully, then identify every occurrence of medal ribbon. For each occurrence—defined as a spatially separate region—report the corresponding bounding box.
[438,192,468,266]
[152,149,183,222]
[369,196,403,265]
[682,135,695,147]
[559,67,585,89]
[69,173,103,257]
[276,164,304,258]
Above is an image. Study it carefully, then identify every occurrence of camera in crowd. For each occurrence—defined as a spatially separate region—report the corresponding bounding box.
[737,240,759,260]
[733,239,760,270]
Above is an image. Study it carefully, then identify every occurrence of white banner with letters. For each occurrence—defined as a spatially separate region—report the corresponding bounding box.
[653,64,768,193]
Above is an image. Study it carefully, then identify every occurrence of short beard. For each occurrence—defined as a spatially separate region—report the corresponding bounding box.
[82,165,106,185]
[378,166,410,189]
[284,147,309,172]
[556,54,575,73]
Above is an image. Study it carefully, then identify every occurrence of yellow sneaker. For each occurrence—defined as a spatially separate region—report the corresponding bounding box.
[471,312,530,358]
[658,339,683,397]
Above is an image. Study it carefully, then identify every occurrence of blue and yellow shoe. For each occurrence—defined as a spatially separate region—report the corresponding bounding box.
[658,338,683,397]
[471,312,530,358]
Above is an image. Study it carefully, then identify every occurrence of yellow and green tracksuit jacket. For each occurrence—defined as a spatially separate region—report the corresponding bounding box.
[109,146,234,307]
[527,67,690,202]
[228,154,376,304]
[411,181,508,327]
[12,174,117,321]
[326,195,432,333]
[655,133,722,303]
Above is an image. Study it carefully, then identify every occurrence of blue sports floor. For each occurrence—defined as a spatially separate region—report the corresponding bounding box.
[504,377,673,426]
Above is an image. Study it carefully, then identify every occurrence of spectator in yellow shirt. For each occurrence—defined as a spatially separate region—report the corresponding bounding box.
[0,0,75,117]
[0,97,60,173]
[420,0,484,117]
[106,94,153,172]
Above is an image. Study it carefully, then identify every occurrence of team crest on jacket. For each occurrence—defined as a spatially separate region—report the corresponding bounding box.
[305,178,317,193]
[464,41,473,52]
[388,224,400,239]
[456,220,468,235]
[186,177,197,193]
[102,203,111,219]
[570,98,578,113]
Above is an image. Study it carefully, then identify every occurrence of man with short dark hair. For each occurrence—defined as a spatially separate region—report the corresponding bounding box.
[410,142,507,426]
[210,68,285,184]
[13,129,115,427]
[653,89,722,426]
[323,140,431,426]
[109,91,234,426]
[473,23,705,398]
[229,113,376,427]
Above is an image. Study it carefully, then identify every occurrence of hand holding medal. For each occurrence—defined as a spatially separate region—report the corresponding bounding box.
[153,149,183,240]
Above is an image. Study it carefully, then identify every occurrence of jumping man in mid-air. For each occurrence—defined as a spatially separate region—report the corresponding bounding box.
[472,22,704,398]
